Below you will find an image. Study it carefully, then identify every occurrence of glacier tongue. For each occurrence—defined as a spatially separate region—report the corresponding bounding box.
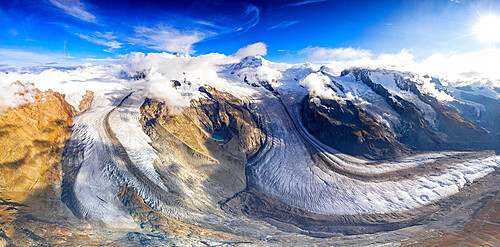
[62,91,138,229]
[108,91,170,193]
[247,87,500,215]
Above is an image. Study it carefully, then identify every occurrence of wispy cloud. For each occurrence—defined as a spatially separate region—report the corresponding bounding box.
[49,0,97,23]
[82,57,122,62]
[45,2,261,56]
[8,28,18,36]
[76,32,122,51]
[234,4,261,33]
[193,20,223,29]
[268,21,301,30]
[299,46,373,61]
[131,25,210,54]
[0,48,72,66]
[285,0,328,7]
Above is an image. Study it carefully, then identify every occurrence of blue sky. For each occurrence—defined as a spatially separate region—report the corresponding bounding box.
[0,0,499,66]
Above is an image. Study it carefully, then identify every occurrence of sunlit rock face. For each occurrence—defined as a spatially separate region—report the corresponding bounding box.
[0,83,102,245]
[303,68,499,159]
[78,90,94,113]
[0,82,75,199]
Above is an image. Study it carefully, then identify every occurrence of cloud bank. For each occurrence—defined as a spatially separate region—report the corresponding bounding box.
[0,82,36,109]
[77,32,122,51]
[300,46,500,86]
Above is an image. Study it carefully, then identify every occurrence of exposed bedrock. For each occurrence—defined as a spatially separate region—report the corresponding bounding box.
[0,83,76,199]
[302,95,408,160]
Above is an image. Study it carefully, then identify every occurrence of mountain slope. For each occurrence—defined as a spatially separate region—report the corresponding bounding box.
[301,68,499,159]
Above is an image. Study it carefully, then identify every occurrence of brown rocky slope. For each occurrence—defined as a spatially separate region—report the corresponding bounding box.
[0,83,104,246]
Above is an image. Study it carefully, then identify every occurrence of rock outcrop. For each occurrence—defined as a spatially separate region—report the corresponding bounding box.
[0,82,75,200]
[303,96,408,159]
[0,83,100,245]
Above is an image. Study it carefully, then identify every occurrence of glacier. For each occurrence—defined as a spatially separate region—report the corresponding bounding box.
[45,53,499,232]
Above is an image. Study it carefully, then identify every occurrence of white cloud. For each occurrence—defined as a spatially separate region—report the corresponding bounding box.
[268,21,301,30]
[300,46,373,61]
[418,49,500,84]
[311,49,417,75]
[0,82,36,109]
[76,32,122,51]
[303,46,500,86]
[235,42,267,58]
[132,25,210,54]
[49,0,97,23]
[123,51,239,106]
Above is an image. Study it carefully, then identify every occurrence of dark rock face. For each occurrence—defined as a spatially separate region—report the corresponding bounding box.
[452,91,500,138]
[303,96,407,159]
[303,69,500,159]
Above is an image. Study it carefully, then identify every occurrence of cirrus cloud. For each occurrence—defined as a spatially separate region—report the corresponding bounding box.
[268,21,301,30]
[300,46,373,61]
[76,32,122,51]
[131,25,212,54]
[49,0,97,23]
